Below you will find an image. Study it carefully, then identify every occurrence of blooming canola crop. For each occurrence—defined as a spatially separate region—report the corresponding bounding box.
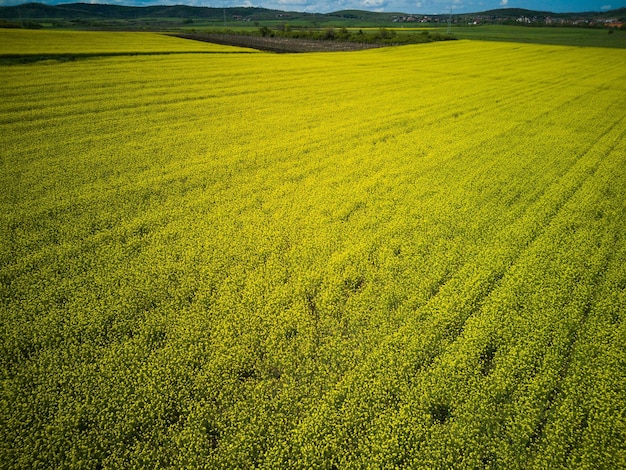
[1,31,626,468]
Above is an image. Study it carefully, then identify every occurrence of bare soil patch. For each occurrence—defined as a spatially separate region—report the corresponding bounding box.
[172,33,387,53]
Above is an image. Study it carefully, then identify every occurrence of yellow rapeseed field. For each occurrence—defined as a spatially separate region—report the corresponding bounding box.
[0,28,258,55]
[1,30,625,468]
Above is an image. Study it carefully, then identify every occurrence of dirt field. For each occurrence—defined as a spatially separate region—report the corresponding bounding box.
[172,33,387,53]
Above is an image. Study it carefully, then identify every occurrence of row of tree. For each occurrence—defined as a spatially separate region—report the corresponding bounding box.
[257,26,456,44]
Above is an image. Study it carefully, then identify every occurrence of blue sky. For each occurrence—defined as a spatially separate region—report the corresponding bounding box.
[0,0,622,14]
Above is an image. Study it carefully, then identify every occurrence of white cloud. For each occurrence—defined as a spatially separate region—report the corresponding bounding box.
[277,0,310,5]
[361,0,386,7]
[601,4,612,10]
[499,0,508,5]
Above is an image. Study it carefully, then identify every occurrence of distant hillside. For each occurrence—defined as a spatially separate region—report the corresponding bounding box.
[0,2,624,25]
[323,9,403,21]
[0,3,304,20]
[479,8,554,17]
[476,7,626,19]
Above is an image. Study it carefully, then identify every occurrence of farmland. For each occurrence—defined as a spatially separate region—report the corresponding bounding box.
[1,30,626,468]
[448,24,626,48]
[0,29,258,63]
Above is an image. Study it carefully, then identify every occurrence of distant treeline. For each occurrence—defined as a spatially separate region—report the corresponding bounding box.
[0,18,42,28]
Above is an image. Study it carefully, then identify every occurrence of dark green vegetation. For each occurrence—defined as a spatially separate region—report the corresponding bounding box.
[0,18,42,28]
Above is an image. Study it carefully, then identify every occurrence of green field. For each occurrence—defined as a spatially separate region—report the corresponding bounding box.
[448,24,626,48]
[2,30,626,468]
